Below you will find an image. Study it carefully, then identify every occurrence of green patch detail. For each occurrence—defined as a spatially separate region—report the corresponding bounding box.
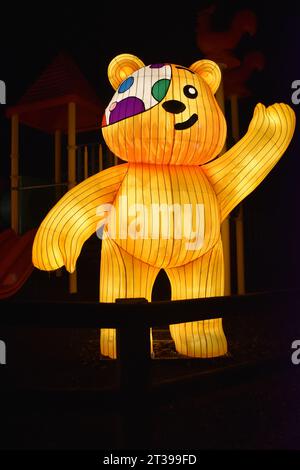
[151,79,170,102]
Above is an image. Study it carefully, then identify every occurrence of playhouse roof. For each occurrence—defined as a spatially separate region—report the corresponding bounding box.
[6,52,103,133]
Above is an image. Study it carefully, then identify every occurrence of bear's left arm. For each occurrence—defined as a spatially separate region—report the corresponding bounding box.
[203,103,295,222]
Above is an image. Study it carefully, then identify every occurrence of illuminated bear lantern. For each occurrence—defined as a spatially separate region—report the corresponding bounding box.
[33,53,295,359]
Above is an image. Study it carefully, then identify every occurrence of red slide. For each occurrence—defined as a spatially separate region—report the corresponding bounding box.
[0,228,37,299]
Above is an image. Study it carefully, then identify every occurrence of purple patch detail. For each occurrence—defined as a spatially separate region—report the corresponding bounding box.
[109,97,145,124]
[150,63,165,69]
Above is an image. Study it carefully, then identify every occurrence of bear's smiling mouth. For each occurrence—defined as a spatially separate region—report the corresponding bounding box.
[174,113,198,130]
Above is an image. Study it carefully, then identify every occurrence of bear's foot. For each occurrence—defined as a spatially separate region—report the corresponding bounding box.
[169,318,227,358]
[100,328,117,359]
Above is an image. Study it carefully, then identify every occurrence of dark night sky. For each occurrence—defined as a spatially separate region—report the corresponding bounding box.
[1,1,299,107]
[0,0,300,292]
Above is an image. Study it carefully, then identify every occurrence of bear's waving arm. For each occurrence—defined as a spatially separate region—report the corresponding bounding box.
[203,103,295,222]
[32,163,128,273]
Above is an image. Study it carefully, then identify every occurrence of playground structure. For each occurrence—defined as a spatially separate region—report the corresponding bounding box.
[1,52,118,298]
[0,228,36,299]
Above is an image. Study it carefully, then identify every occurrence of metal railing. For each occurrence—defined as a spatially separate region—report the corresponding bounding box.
[76,142,118,182]
[12,142,118,233]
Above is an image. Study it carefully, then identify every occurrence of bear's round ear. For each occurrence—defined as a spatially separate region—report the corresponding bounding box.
[108,53,145,90]
[189,60,221,94]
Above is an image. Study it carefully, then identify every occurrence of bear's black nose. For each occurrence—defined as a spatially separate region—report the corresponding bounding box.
[162,100,186,114]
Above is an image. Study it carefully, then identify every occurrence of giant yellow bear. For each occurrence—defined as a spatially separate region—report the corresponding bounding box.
[33,54,295,359]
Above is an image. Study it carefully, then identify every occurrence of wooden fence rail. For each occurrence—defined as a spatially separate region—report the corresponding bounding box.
[1,289,299,328]
[1,289,299,395]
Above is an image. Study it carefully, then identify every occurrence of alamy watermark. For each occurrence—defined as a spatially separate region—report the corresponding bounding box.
[291,339,300,365]
[0,80,6,104]
[0,339,6,365]
[291,80,300,105]
[95,198,205,250]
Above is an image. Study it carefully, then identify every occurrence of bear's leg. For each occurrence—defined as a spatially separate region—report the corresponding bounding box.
[99,235,159,358]
[165,238,228,358]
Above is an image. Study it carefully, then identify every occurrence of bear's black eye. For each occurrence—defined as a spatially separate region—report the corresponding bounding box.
[183,85,198,99]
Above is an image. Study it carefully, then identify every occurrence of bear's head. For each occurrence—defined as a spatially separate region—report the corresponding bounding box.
[102,54,226,165]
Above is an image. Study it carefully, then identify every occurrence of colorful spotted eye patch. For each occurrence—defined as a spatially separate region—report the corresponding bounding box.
[102,64,171,126]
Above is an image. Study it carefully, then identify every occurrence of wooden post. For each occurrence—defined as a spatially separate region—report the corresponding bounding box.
[116,298,151,449]
[99,144,103,172]
[220,218,231,295]
[54,130,62,278]
[68,103,76,188]
[230,94,240,142]
[84,145,89,180]
[215,64,231,295]
[68,102,77,294]
[236,204,245,294]
[54,129,62,199]
[11,114,19,234]
[230,94,245,294]
[116,315,151,394]
[91,144,96,175]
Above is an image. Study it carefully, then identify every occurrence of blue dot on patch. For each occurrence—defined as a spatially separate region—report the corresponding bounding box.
[118,76,134,93]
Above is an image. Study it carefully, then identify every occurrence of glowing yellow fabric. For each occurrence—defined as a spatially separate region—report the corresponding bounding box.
[204,103,296,221]
[33,54,295,360]
[32,164,128,272]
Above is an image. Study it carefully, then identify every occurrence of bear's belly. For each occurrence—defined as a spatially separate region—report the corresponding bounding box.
[106,163,220,268]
